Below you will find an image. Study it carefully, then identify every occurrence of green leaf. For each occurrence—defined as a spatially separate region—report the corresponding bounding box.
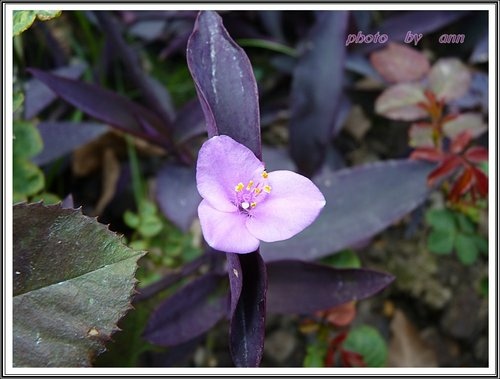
[322,249,361,269]
[343,325,387,367]
[454,233,479,265]
[427,229,454,254]
[13,203,145,367]
[13,159,45,198]
[472,235,488,255]
[123,210,140,229]
[455,212,475,234]
[479,276,488,297]
[14,92,24,113]
[138,214,163,238]
[30,192,60,204]
[425,209,456,232]
[13,10,61,36]
[303,341,327,367]
[13,120,43,159]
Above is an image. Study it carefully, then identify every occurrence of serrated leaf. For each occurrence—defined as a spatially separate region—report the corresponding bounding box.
[425,209,456,231]
[454,233,478,265]
[13,203,144,367]
[427,229,454,255]
[343,325,387,367]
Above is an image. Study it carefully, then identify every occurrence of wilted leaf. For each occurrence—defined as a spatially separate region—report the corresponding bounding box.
[388,310,438,367]
[261,160,433,262]
[186,11,261,158]
[370,43,430,83]
[13,203,144,367]
[267,260,394,314]
[375,83,427,121]
[343,325,387,367]
[428,58,471,102]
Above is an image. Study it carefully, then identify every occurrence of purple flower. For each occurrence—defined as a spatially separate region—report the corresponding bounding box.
[196,135,326,254]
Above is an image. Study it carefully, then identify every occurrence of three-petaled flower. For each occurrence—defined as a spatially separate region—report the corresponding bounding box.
[196,135,326,253]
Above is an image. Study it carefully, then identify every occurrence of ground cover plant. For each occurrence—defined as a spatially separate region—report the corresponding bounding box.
[11,9,489,368]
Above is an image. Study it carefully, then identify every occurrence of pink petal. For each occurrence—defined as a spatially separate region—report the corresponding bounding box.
[196,135,264,212]
[198,199,260,254]
[246,170,326,242]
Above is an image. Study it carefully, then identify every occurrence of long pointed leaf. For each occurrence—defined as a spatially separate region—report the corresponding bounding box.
[289,11,348,175]
[227,252,267,367]
[186,11,261,159]
[267,260,394,314]
[261,160,433,262]
[27,68,171,147]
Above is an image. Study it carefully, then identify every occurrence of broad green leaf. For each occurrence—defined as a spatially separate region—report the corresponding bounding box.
[13,120,43,159]
[303,342,327,367]
[322,249,361,269]
[30,192,60,204]
[427,229,454,255]
[13,159,44,198]
[343,325,387,367]
[454,233,478,265]
[13,203,145,367]
[455,212,475,234]
[425,209,456,232]
[13,10,61,36]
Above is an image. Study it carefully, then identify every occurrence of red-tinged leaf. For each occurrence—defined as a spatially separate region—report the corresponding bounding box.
[27,68,171,148]
[409,147,444,162]
[341,350,366,367]
[451,131,472,154]
[449,167,474,202]
[471,166,488,197]
[370,43,430,83]
[317,302,357,327]
[227,252,267,367]
[375,83,428,121]
[186,11,262,159]
[428,155,462,186]
[465,146,488,163]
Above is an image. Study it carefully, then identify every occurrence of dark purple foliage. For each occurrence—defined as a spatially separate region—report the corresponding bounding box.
[27,68,172,148]
[24,62,86,119]
[227,252,267,367]
[155,162,201,232]
[33,122,108,166]
[171,98,206,144]
[261,159,434,262]
[143,273,228,347]
[267,260,394,314]
[186,10,262,159]
[289,11,349,175]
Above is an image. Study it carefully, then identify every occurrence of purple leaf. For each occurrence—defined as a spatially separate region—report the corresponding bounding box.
[27,68,171,147]
[227,252,267,367]
[155,162,201,232]
[289,11,349,175]
[172,98,206,144]
[143,273,228,347]
[24,62,86,119]
[267,260,394,314]
[32,121,108,166]
[261,159,434,262]
[345,53,385,82]
[186,11,261,159]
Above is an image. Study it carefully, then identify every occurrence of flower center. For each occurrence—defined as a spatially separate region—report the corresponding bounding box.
[234,170,271,213]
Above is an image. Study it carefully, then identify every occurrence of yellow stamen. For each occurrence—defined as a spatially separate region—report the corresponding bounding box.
[251,202,257,208]
[254,188,262,195]
[246,180,254,190]
[262,171,268,179]
[235,183,244,192]
[264,185,272,193]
